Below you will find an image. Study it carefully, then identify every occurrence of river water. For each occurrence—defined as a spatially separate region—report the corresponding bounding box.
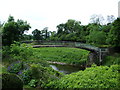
[50,64,85,74]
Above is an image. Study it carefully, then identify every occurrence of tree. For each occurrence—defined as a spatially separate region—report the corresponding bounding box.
[0,21,3,48]
[106,15,115,24]
[56,19,82,41]
[32,29,42,40]
[2,21,18,46]
[7,15,14,22]
[22,34,33,40]
[101,24,112,33]
[57,24,65,35]
[49,31,58,41]
[106,18,120,47]
[0,21,4,35]
[17,19,31,40]
[2,15,31,46]
[87,30,106,45]
[90,14,104,25]
[41,27,49,40]
[64,19,81,34]
[85,23,102,42]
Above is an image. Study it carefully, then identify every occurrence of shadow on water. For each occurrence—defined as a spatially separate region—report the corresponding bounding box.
[50,64,85,74]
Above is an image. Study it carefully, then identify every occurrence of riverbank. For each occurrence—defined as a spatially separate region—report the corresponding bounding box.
[48,61,86,68]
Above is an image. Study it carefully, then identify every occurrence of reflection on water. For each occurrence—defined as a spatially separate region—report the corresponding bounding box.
[50,64,84,74]
[50,65,59,71]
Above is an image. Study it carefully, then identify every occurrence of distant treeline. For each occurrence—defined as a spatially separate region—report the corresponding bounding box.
[0,15,120,47]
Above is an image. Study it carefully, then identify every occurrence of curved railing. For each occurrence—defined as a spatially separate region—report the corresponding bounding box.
[22,40,108,52]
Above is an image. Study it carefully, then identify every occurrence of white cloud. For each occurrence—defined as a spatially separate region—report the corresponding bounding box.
[0,0,119,34]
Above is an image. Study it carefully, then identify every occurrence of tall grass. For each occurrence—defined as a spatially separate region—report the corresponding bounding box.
[33,47,90,65]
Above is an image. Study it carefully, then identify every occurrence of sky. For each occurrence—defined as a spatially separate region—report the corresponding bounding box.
[0,0,120,34]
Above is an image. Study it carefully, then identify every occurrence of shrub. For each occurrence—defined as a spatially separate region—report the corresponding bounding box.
[2,73,23,89]
[28,79,38,88]
[7,61,23,74]
[46,65,120,88]
[10,43,33,61]
[2,42,34,64]
[19,69,32,85]
[29,64,63,88]
[103,53,120,66]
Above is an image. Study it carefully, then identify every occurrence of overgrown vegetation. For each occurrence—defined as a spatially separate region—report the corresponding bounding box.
[2,43,64,88]
[33,47,90,65]
[46,64,120,88]
[1,15,120,89]
[103,53,120,66]
[1,15,120,47]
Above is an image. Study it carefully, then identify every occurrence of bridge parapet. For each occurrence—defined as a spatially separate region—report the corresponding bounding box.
[75,42,99,51]
[22,40,109,65]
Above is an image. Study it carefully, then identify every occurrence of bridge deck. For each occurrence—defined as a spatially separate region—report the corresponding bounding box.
[33,45,67,48]
[23,40,108,52]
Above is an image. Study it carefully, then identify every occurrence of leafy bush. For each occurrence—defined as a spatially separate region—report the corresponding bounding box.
[2,42,34,64]
[103,53,120,66]
[46,65,120,88]
[2,46,11,62]
[10,43,33,61]
[29,63,63,88]
[7,61,63,87]
[19,69,32,85]
[2,73,23,89]
[7,61,23,74]
[87,30,106,45]
[28,79,38,88]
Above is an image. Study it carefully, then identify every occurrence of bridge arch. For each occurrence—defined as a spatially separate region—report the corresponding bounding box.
[22,40,109,65]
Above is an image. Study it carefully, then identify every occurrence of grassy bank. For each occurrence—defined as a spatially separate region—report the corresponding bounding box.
[33,47,90,65]
[2,43,119,89]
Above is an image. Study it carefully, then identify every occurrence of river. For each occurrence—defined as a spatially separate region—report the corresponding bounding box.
[50,64,85,74]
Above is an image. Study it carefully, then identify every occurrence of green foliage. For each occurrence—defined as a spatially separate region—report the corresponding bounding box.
[33,47,90,65]
[32,29,43,40]
[28,63,63,87]
[41,27,50,39]
[22,34,33,41]
[106,18,120,47]
[28,79,38,88]
[2,42,34,63]
[87,30,106,45]
[2,21,19,46]
[0,64,7,74]
[0,21,3,35]
[12,62,63,87]
[2,73,23,89]
[47,65,120,88]
[56,19,84,41]
[20,69,32,84]
[10,43,33,60]
[3,43,64,88]
[2,15,31,46]
[7,61,23,74]
[32,27,50,41]
[103,53,120,66]
[48,17,118,47]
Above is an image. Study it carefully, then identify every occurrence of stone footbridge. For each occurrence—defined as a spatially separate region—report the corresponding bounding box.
[22,40,109,64]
